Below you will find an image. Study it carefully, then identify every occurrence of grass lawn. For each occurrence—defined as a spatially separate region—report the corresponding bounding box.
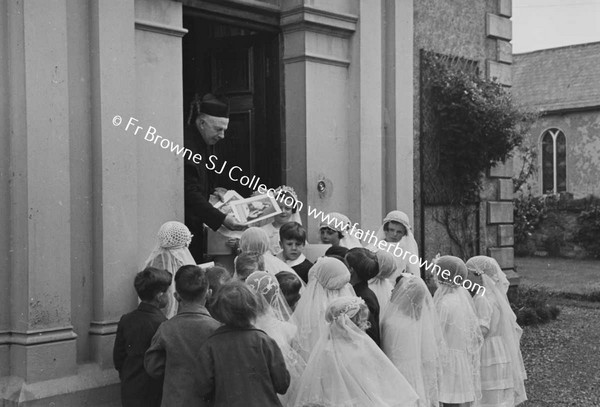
[515,256,600,298]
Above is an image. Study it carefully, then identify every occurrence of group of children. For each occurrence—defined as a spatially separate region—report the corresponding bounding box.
[113,186,527,407]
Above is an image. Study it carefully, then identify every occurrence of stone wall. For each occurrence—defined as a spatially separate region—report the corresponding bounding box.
[414,0,518,282]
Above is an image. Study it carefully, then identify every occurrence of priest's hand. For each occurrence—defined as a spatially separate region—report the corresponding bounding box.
[223,213,246,231]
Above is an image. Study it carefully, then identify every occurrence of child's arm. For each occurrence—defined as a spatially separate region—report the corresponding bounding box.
[112,318,127,372]
[144,327,166,379]
[265,337,290,395]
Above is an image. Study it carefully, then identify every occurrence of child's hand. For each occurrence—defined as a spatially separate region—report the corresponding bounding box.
[225,238,240,250]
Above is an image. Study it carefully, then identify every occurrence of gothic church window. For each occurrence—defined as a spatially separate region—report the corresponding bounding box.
[541,128,566,194]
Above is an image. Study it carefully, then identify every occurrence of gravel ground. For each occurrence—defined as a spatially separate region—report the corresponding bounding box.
[520,301,600,406]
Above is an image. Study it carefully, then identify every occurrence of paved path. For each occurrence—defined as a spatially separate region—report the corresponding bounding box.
[521,302,600,406]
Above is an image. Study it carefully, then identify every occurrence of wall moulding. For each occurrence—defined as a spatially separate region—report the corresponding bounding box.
[88,320,119,336]
[0,327,77,346]
[282,53,350,68]
[135,19,189,37]
[281,6,358,37]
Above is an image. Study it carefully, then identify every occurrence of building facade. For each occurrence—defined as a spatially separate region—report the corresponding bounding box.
[513,42,600,199]
[0,0,514,405]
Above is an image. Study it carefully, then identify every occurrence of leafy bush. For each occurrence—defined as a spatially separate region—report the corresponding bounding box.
[422,52,537,199]
[511,286,560,326]
[575,206,600,258]
[514,192,548,247]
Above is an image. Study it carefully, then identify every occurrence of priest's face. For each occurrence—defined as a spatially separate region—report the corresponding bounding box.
[196,114,229,146]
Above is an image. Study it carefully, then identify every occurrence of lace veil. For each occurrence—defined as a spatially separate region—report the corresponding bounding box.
[289,296,419,407]
[291,256,356,359]
[143,221,196,318]
[381,273,444,407]
[433,255,483,404]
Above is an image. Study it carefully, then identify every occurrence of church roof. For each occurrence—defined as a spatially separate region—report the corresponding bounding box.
[512,42,600,112]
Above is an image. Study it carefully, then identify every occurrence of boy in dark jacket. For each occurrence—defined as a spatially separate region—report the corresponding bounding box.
[113,267,172,407]
[144,265,220,407]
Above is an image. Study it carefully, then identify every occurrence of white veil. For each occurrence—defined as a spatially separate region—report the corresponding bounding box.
[291,256,356,360]
[239,227,300,279]
[245,271,306,405]
[374,211,421,276]
[381,273,444,407]
[467,257,528,405]
[143,221,196,318]
[433,256,483,404]
[368,250,398,314]
[290,296,419,407]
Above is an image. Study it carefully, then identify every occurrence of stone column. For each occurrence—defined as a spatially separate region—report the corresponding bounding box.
[4,0,77,385]
[281,1,359,239]
[483,0,518,284]
[88,0,139,368]
[383,0,415,227]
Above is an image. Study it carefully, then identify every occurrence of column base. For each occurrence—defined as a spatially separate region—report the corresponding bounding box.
[0,363,119,407]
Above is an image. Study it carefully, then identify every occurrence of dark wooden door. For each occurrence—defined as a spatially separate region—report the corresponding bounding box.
[183,18,281,197]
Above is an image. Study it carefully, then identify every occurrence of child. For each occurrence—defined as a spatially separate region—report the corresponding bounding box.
[196,281,290,407]
[144,265,220,407]
[205,265,231,315]
[233,252,264,282]
[276,222,313,283]
[239,227,299,278]
[369,250,398,314]
[324,245,349,258]
[433,256,483,407]
[113,267,172,407]
[345,247,381,346]
[319,212,362,249]
[372,211,421,276]
[246,271,306,405]
[275,271,302,310]
[291,256,356,359]
[381,273,444,407]
[144,221,197,318]
[466,257,527,406]
[289,296,419,407]
[205,265,231,294]
[261,185,302,254]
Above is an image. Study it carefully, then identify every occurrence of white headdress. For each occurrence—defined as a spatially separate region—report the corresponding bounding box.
[143,221,196,319]
[374,211,421,276]
[289,296,419,407]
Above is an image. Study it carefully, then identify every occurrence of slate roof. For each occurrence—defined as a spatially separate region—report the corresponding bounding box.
[512,42,600,112]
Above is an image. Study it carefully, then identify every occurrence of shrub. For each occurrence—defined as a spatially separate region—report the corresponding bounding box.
[422,51,537,200]
[512,286,560,326]
[575,206,600,258]
[514,192,548,248]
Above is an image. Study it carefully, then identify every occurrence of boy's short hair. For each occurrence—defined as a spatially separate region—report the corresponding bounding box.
[279,222,307,243]
[325,245,349,258]
[275,271,302,309]
[209,281,258,328]
[345,247,379,282]
[134,267,173,302]
[174,265,209,302]
[234,253,264,281]
[205,266,231,294]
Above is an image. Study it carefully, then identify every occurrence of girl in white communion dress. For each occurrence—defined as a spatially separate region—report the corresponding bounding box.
[290,296,419,407]
[381,273,445,407]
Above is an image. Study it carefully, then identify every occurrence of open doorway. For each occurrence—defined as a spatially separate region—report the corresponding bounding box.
[182,13,282,196]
